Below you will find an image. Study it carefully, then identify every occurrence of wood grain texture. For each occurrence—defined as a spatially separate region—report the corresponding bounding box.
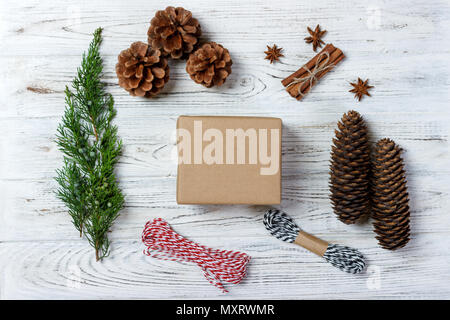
[0,0,449,299]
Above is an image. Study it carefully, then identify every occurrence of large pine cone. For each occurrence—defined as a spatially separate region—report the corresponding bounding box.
[371,138,410,250]
[330,110,371,224]
[148,6,201,59]
[115,41,169,98]
[186,42,232,87]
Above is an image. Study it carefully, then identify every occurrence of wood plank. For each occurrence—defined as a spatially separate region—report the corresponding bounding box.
[0,0,449,299]
[1,234,449,299]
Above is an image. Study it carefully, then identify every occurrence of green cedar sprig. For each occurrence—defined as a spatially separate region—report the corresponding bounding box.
[55,28,124,261]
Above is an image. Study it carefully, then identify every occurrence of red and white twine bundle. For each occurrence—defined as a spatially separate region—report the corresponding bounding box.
[142,218,251,293]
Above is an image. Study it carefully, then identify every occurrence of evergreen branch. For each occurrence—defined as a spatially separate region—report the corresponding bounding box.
[55,28,124,261]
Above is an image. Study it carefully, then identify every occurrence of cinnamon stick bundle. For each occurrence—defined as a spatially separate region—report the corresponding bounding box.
[282,43,345,100]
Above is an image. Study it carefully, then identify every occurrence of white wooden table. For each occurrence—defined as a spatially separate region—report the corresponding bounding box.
[1,0,449,299]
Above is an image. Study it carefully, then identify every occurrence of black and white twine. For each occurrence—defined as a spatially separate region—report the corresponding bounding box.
[264,209,366,274]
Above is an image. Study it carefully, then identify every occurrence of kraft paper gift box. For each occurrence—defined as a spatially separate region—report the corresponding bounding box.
[176,116,282,204]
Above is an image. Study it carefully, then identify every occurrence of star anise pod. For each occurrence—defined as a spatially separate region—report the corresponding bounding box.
[264,44,283,64]
[349,78,374,101]
[304,25,326,52]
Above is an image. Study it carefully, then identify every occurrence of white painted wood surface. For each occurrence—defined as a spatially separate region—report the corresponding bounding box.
[0,0,449,299]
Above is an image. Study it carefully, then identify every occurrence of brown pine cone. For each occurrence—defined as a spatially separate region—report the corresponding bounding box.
[115,41,169,98]
[186,42,232,87]
[330,110,371,224]
[148,6,201,59]
[371,138,410,250]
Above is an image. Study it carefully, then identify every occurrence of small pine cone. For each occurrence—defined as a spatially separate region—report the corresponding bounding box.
[115,41,169,98]
[371,138,410,250]
[148,6,201,59]
[186,42,232,87]
[330,110,371,224]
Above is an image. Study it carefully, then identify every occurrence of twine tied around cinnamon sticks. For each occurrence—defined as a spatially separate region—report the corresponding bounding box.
[282,43,345,100]
[286,51,334,98]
